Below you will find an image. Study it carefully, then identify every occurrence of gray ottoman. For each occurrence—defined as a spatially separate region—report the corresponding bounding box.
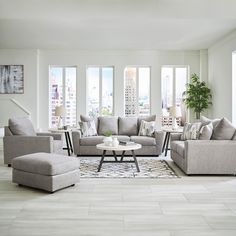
[12,152,80,192]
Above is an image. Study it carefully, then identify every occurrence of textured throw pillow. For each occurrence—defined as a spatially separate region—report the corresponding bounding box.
[211,117,236,140]
[181,122,202,141]
[138,120,155,137]
[79,120,97,137]
[199,123,213,140]
[8,117,36,136]
[80,115,98,130]
[138,115,156,130]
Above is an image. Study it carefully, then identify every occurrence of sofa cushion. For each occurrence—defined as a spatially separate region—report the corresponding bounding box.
[118,117,138,135]
[199,123,213,140]
[212,117,236,140]
[12,153,80,176]
[138,120,155,136]
[130,136,156,146]
[80,115,98,131]
[138,115,156,129]
[80,135,130,146]
[9,117,36,136]
[171,141,185,157]
[98,116,118,135]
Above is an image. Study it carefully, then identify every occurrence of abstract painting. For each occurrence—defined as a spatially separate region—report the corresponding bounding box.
[0,65,24,94]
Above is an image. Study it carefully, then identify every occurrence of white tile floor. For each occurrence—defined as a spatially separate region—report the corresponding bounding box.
[0,150,236,236]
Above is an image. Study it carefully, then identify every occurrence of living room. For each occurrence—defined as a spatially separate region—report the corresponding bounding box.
[1,0,236,235]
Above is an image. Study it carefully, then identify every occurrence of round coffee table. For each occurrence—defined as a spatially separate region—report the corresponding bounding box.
[96,143,142,172]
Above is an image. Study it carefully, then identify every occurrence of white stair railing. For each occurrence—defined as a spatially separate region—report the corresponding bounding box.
[10,98,31,117]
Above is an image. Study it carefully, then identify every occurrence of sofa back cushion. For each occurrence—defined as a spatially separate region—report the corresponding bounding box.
[138,115,156,130]
[98,116,118,135]
[211,117,236,140]
[80,115,98,131]
[118,117,138,135]
[8,117,36,136]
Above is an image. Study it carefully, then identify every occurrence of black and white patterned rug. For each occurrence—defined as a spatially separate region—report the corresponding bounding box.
[80,159,178,178]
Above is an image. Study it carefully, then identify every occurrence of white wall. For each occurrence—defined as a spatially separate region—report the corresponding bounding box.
[0,49,201,129]
[0,49,39,126]
[208,30,236,122]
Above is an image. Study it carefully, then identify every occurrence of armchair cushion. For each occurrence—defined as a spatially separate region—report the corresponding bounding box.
[9,117,36,136]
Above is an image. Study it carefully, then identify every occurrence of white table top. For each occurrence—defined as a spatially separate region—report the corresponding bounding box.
[96,143,142,151]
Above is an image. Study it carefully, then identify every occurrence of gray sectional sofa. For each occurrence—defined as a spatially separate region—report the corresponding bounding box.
[72,115,164,156]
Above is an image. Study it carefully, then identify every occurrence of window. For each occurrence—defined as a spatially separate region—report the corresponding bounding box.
[161,66,188,125]
[87,66,114,117]
[49,66,77,128]
[124,67,150,116]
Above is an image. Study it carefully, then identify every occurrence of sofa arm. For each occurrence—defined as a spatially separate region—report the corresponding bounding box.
[184,140,236,174]
[154,130,165,155]
[72,130,82,155]
[170,133,182,141]
[3,136,53,165]
[36,132,63,140]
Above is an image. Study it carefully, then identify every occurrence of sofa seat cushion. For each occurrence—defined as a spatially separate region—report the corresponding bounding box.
[171,141,185,157]
[98,116,118,135]
[12,153,80,176]
[118,117,138,136]
[80,135,130,146]
[130,136,156,146]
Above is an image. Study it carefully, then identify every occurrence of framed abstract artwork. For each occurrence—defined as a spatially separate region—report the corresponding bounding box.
[0,65,24,94]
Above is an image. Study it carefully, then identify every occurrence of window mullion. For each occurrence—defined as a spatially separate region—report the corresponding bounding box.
[99,67,103,115]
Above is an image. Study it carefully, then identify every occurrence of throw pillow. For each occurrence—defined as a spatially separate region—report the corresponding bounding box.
[138,120,155,137]
[79,120,97,137]
[138,115,156,129]
[80,115,98,130]
[200,116,220,129]
[8,117,36,136]
[198,123,213,140]
[181,122,202,140]
[211,117,236,140]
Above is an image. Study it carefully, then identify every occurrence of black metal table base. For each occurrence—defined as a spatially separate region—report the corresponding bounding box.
[97,150,140,172]
[62,131,73,156]
[162,132,171,156]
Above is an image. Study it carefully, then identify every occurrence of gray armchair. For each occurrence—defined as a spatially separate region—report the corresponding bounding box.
[3,117,63,166]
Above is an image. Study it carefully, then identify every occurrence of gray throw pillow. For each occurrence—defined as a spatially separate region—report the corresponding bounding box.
[211,117,236,140]
[118,117,138,135]
[138,120,155,137]
[8,117,36,136]
[98,116,118,135]
[181,122,202,141]
[80,115,98,130]
[200,116,220,129]
[199,123,213,140]
[79,120,97,137]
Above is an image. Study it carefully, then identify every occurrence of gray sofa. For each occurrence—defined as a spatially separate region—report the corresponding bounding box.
[170,132,236,175]
[3,117,63,166]
[72,115,164,156]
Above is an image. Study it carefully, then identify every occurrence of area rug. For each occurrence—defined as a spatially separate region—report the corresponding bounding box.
[80,159,178,178]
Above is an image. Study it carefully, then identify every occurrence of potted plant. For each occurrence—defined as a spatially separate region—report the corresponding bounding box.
[103,131,113,146]
[183,73,212,119]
